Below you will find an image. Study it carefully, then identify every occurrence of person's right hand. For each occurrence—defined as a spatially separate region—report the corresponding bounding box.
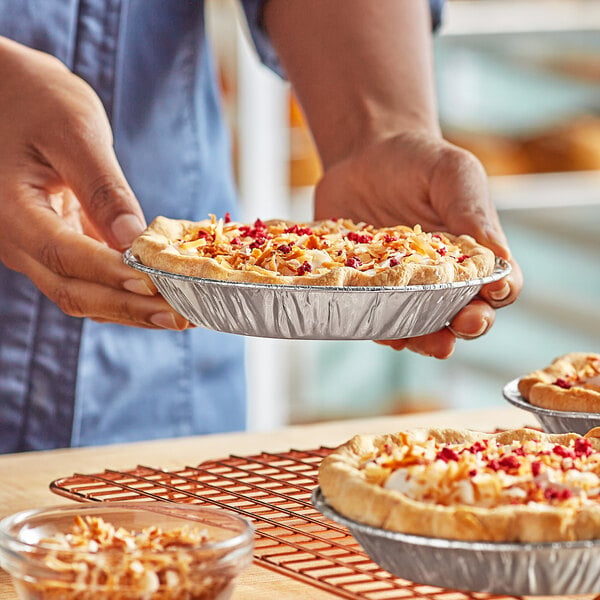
[0,37,189,329]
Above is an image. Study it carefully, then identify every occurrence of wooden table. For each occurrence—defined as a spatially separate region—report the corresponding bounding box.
[0,406,595,599]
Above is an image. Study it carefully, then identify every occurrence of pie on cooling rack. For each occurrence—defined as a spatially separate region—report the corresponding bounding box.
[518,353,600,413]
[131,214,495,286]
[318,427,600,542]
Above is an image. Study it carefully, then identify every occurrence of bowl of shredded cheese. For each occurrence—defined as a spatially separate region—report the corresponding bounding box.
[0,502,253,600]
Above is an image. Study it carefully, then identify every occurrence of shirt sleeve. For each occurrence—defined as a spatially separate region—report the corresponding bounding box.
[238,0,446,78]
[238,0,285,77]
[430,0,445,31]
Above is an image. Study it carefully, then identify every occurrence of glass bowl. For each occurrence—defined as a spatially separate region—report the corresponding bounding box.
[0,502,254,600]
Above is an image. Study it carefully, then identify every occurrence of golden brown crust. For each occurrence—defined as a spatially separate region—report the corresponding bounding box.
[131,216,495,287]
[318,427,600,543]
[518,353,600,413]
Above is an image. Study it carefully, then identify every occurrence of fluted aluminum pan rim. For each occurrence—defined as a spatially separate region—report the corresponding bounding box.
[503,378,600,435]
[124,250,510,340]
[312,487,600,595]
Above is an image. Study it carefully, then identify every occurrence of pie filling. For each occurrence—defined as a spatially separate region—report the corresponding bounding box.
[174,214,472,277]
[361,433,600,509]
[551,357,600,392]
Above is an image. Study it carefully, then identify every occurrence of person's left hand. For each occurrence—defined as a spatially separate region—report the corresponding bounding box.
[314,130,523,358]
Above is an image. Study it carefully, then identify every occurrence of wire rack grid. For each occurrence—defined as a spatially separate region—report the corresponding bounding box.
[51,447,526,600]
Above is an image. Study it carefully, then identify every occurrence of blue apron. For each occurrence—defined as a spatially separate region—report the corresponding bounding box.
[0,0,280,452]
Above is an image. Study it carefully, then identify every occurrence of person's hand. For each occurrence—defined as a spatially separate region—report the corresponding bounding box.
[0,38,189,329]
[314,130,523,358]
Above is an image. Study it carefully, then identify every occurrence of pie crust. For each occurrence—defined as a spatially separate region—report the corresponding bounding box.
[518,353,600,413]
[131,215,495,286]
[318,427,600,542]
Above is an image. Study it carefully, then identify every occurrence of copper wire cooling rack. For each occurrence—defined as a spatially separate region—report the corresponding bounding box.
[51,447,521,600]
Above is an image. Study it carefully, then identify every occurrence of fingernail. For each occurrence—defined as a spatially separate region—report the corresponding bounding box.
[458,318,489,339]
[112,214,145,249]
[123,278,155,296]
[489,281,511,302]
[150,312,181,329]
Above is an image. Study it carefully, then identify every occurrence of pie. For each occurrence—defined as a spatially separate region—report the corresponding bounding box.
[131,214,495,286]
[518,352,600,413]
[318,427,600,542]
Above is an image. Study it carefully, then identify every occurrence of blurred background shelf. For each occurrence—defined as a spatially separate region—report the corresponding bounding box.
[443,0,600,35]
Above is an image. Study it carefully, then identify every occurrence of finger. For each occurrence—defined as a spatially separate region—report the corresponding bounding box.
[7,244,183,328]
[479,256,523,309]
[1,184,157,296]
[376,328,456,359]
[36,91,146,250]
[447,299,495,340]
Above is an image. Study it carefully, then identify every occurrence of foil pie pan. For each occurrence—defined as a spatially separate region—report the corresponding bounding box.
[123,250,510,340]
[312,487,600,595]
[503,377,600,435]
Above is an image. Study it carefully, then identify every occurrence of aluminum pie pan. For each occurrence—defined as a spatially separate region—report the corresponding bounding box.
[312,487,600,595]
[503,377,600,435]
[124,249,510,340]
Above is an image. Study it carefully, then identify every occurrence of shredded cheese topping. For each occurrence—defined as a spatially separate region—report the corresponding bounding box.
[361,432,600,509]
[26,515,231,599]
[175,214,470,277]
[552,356,600,391]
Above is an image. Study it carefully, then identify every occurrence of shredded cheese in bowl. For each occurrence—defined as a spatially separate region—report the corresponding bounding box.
[0,503,253,600]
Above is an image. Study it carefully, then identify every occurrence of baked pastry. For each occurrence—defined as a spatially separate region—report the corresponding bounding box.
[131,214,495,286]
[518,353,600,413]
[318,427,600,542]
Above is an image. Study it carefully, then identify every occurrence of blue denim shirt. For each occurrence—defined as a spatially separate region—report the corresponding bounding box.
[0,0,444,453]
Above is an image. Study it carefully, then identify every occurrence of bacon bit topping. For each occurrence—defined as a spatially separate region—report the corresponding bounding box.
[487,459,501,472]
[347,231,373,244]
[544,486,572,502]
[176,216,475,279]
[575,438,594,457]
[297,261,312,276]
[437,447,460,462]
[285,224,313,236]
[498,455,521,471]
[553,445,575,458]
[554,378,572,389]
[364,431,600,510]
[468,441,488,453]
